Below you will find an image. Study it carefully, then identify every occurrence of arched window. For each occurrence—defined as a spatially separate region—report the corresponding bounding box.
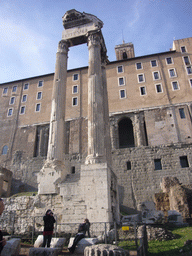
[118,118,135,148]
[2,145,8,155]
[123,51,127,60]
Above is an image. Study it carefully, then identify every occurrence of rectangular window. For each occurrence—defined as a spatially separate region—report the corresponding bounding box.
[126,161,131,170]
[118,77,125,86]
[156,84,163,93]
[36,103,41,112]
[136,62,142,70]
[72,97,78,106]
[154,159,162,170]
[166,57,173,65]
[73,74,79,81]
[140,86,146,95]
[151,60,157,67]
[172,81,180,90]
[169,68,177,78]
[153,71,160,80]
[20,106,25,115]
[189,79,192,87]
[7,108,13,116]
[2,145,8,155]
[138,74,145,83]
[179,108,186,119]
[37,92,42,100]
[183,56,190,65]
[181,46,186,53]
[38,80,43,87]
[120,89,126,99]
[186,66,192,75]
[117,65,123,73]
[180,156,189,168]
[73,85,78,94]
[22,95,27,103]
[23,83,29,90]
[10,97,15,105]
[12,86,17,93]
[2,87,8,95]
[71,166,75,174]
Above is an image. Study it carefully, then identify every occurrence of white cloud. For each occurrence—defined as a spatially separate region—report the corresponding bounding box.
[128,0,141,28]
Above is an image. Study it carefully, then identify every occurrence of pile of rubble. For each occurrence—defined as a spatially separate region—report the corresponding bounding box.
[137,225,176,241]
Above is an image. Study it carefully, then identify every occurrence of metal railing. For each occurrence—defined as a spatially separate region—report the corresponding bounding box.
[0,211,148,255]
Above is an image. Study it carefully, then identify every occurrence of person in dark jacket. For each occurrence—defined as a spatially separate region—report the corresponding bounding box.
[42,209,56,248]
[0,198,6,255]
[68,218,90,253]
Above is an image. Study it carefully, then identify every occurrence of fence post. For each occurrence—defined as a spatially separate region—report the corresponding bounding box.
[104,223,107,244]
[134,221,138,248]
[55,215,57,238]
[114,221,117,245]
[32,217,35,245]
[143,224,148,256]
[11,211,15,236]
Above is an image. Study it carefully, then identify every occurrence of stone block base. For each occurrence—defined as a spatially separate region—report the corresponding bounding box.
[34,235,65,251]
[68,238,99,254]
[84,244,130,256]
[29,248,60,256]
[1,238,21,256]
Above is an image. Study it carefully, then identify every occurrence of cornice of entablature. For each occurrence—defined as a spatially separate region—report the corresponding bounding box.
[62,9,103,30]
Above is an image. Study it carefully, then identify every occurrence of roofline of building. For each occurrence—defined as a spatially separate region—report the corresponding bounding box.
[109,49,176,65]
[0,50,176,85]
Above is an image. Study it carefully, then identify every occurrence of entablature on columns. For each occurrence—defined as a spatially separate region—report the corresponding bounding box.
[62,9,108,62]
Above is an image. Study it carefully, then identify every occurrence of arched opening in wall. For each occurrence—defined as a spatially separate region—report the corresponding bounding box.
[123,51,127,60]
[118,118,135,148]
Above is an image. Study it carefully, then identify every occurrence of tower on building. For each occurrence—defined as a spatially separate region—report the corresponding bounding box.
[115,42,135,60]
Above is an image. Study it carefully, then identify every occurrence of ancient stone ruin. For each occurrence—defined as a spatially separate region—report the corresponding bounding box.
[37,9,119,223]
[155,176,192,221]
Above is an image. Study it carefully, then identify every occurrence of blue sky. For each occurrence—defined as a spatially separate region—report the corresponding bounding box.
[0,0,192,83]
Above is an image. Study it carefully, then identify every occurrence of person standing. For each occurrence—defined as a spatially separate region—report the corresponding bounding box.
[68,218,90,253]
[0,198,6,255]
[42,209,56,248]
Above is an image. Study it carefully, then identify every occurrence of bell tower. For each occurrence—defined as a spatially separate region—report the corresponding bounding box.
[115,41,135,60]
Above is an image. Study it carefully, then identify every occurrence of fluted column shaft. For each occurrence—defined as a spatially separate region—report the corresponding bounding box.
[47,40,69,161]
[86,32,106,164]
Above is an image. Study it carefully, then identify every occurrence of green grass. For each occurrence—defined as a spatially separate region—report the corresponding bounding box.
[10,191,37,197]
[118,226,192,256]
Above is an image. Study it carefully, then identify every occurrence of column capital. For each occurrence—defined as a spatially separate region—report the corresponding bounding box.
[87,31,102,48]
[57,40,69,54]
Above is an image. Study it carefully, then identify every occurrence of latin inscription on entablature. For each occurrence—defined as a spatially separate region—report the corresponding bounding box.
[62,23,97,40]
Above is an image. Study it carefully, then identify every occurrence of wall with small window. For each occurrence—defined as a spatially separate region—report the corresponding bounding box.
[176,105,192,143]
[144,107,180,146]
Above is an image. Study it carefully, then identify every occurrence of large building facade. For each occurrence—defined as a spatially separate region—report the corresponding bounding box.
[1,34,192,213]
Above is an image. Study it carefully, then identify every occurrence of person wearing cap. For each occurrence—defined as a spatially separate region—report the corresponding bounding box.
[42,209,56,248]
